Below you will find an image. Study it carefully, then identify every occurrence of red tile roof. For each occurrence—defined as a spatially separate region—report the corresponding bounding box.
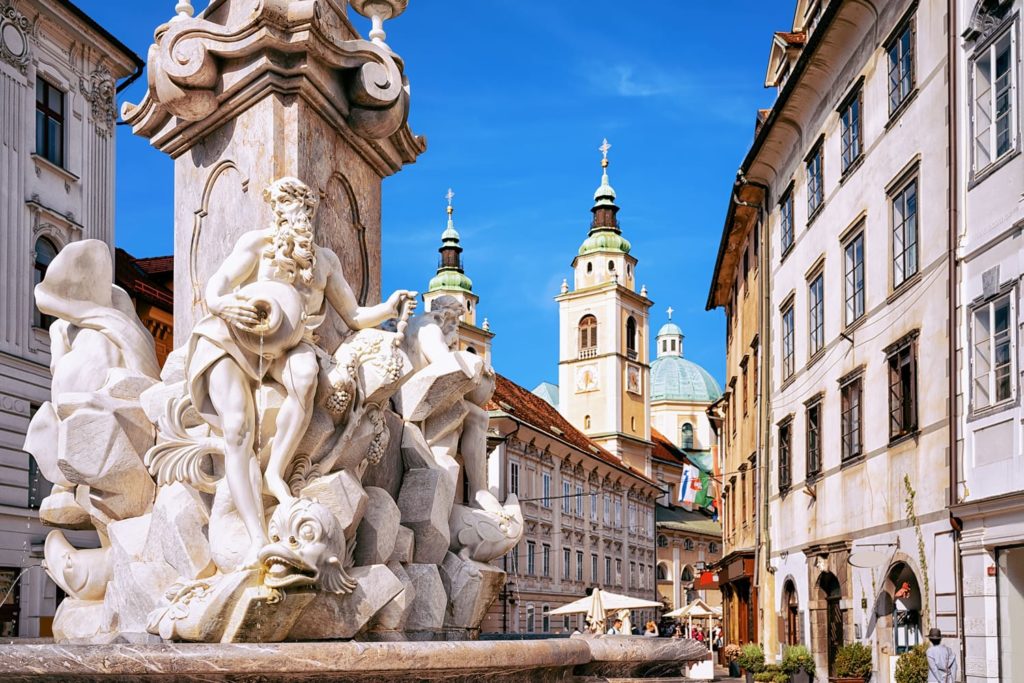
[488,373,659,487]
[133,255,174,275]
[651,428,687,466]
[114,249,173,310]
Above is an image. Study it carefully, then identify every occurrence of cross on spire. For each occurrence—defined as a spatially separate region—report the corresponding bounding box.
[667,306,674,320]
[446,188,455,206]
[599,138,611,167]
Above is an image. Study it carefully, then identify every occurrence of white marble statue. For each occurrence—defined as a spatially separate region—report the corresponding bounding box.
[28,177,522,644]
[150,177,416,567]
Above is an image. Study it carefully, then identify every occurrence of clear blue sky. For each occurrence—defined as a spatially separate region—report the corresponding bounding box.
[82,0,792,392]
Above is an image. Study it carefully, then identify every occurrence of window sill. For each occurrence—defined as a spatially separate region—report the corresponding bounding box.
[780,243,794,264]
[969,149,1021,189]
[967,398,1020,423]
[806,203,825,227]
[840,453,866,470]
[779,375,795,392]
[806,348,826,369]
[888,271,922,304]
[839,153,866,185]
[885,88,919,130]
[843,315,867,336]
[31,154,79,183]
[888,430,919,449]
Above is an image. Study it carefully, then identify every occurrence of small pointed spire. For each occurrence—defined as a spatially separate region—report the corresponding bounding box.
[561,278,569,294]
[641,284,648,298]
[666,306,673,320]
[482,318,491,332]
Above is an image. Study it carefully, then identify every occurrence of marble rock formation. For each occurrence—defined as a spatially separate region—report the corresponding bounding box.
[27,176,523,644]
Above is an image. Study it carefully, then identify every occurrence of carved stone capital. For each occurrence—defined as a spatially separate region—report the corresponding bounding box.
[124,0,411,143]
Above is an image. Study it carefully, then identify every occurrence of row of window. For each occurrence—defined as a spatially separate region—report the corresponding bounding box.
[510,462,653,534]
[508,543,655,590]
[778,333,919,491]
[779,176,918,383]
[655,534,718,554]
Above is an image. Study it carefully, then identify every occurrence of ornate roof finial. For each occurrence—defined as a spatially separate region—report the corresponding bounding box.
[482,318,491,332]
[561,278,569,294]
[174,0,195,19]
[599,138,611,167]
[667,306,674,320]
[443,187,457,236]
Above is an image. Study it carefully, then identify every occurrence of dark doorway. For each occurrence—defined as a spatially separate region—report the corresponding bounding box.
[783,580,800,645]
[819,572,843,676]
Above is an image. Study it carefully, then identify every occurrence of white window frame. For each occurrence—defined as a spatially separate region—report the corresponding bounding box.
[542,472,551,508]
[971,22,1019,174]
[509,461,520,496]
[971,290,1017,412]
[561,480,571,513]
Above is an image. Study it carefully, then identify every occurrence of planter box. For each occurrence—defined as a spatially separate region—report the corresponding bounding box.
[792,668,813,683]
[829,677,867,683]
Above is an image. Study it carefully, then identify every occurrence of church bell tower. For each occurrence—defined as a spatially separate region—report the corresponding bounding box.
[556,140,653,475]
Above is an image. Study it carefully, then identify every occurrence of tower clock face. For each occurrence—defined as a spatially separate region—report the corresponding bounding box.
[575,364,598,392]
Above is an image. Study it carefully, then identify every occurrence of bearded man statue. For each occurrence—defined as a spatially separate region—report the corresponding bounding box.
[177,177,416,567]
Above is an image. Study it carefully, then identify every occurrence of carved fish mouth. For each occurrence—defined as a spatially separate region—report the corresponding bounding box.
[258,546,317,588]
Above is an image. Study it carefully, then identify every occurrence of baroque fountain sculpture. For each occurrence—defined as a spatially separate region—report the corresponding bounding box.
[24,176,523,643]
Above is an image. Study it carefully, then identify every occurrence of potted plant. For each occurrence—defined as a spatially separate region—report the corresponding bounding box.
[893,644,928,683]
[737,643,766,683]
[831,642,872,682]
[725,643,742,678]
[782,644,816,683]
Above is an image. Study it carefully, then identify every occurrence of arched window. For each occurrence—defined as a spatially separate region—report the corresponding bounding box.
[33,237,58,329]
[681,423,695,450]
[681,565,694,583]
[657,534,668,548]
[584,415,591,430]
[709,541,718,554]
[630,416,637,431]
[656,563,668,581]
[466,346,477,355]
[626,316,637,355]
[586,261,593,273]
[579,315,597,356]
[684,539,694,551]
[608,260,615,272]
[526,604,535,633]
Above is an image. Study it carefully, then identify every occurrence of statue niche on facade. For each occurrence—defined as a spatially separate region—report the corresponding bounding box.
[25,177,524,644]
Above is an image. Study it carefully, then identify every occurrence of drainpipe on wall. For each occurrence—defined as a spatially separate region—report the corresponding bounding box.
[945,0,965,672]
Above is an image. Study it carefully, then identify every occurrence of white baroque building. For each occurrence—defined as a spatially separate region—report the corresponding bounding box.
[950,0,1024,681]
[735,0,958,679]
[0,0,141,637]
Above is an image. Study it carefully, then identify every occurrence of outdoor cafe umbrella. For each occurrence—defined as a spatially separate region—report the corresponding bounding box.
[584,586,605,634]
[551,589,663,632]
[664,598,719,650]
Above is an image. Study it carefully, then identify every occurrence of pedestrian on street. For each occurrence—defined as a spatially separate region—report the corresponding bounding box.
[607,618,625,635]
[926,628,957,683]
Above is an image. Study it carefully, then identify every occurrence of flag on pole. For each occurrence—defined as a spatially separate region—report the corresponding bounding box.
[681,465,702,507]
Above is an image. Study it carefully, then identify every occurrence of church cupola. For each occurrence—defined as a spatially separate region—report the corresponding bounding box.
[578,139,632,259]
[656,307,684,358]
[423,188,493,363]
[427,188,473,295]
[572,140,638,292]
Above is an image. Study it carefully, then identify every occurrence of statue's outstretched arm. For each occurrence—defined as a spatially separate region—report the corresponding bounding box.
[322,249,416,329]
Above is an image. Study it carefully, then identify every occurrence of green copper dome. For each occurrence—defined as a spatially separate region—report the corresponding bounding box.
[578,230,632,256]
[428,268,473,292]
[650,356,722,403]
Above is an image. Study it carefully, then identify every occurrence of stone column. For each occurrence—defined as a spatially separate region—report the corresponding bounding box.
[123,0,424,342]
